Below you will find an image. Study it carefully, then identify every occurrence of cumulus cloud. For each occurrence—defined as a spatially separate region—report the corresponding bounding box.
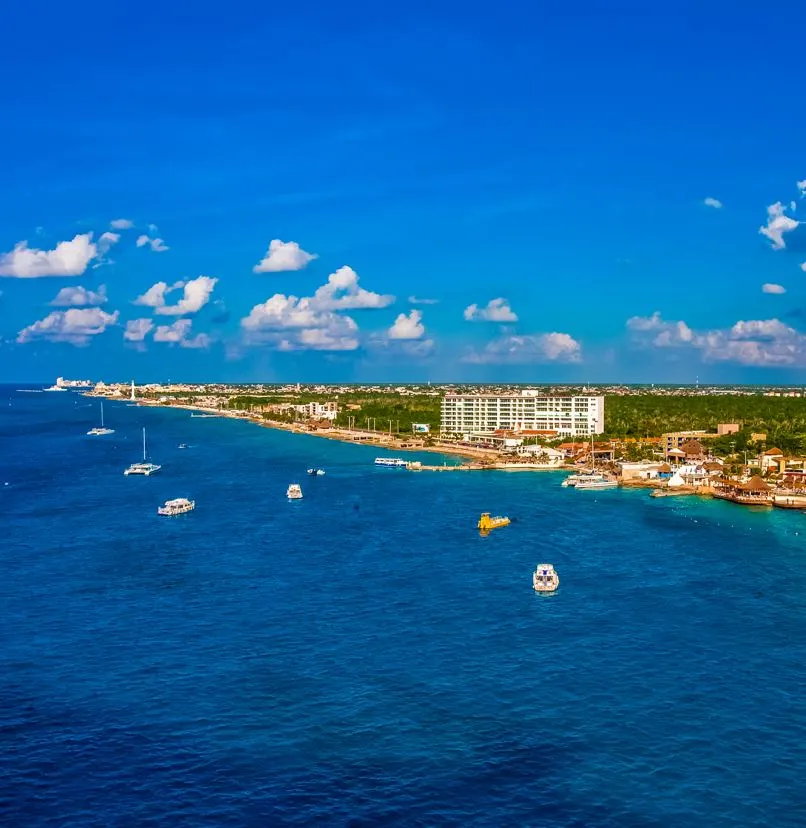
[136,234,169,253]
[466,332,582,364]
[97,232,120,254]
[762,283,786,294]
[388,309,425,340]
[134,276,217,315]
[0,233,97,278]
[798,180,806,199]
[464,298,518,323]
[110,218,134,230]
[17,308,118,345]
[50,285,108,307]
[253,239,317,273]
[123,318,154,342]
[627,311,806,366]
[313,266,393,310]
[703,197,723,209]
[759,201,799,250]
[153,318,211,349]
[408,295,439,305]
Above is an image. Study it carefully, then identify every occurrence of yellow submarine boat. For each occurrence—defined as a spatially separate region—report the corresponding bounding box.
[477,512,510,532]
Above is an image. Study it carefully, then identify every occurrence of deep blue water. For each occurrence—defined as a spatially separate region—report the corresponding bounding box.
[2,387,806,827]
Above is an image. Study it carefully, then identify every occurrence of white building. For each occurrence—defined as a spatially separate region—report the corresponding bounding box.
[440,391,604,437]
[294,401,338,421]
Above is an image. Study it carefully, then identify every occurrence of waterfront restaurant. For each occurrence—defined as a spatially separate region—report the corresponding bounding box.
[713,475,773,506]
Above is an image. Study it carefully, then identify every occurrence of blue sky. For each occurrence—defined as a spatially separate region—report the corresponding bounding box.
[2,0,806,383]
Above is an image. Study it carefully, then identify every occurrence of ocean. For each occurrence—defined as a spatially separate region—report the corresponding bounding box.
[1,386,805,827]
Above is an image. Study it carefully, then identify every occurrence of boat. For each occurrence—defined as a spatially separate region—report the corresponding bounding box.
[477,512,510,532]
[124,428,162,476]
[43,384,67,392]
[374,457,408,467]
[178,443,188,449]
[307,468,326,475]
[562,471,598,488]
[190,413,219,419]
[575,477,618,490]
[533,564,560,593]
[158,497,195,516]
[287,483,303,499]
[87,401,114,436]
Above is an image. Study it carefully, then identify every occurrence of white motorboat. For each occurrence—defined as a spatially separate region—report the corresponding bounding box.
[124,427,162,476]
[307,468,326,476]
[575,477,618,490]
[562,471,598,488]
[87,402,114,436]
[533,564,560,593]
[287,483,303,499]
[158,497,195,516]
[374,457,407,467]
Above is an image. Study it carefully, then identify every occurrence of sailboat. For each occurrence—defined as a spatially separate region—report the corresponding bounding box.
[573,431,617,490]
[124,427,161,476]
[87,401,114,436]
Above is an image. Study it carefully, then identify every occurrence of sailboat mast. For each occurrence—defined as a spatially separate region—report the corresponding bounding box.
[142,427,146,461]
[100,402,104,427]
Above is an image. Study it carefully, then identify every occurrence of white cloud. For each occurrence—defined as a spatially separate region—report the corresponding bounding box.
[133,276,216,315]
[124,318,154,342]
[313,266,394,310]
[0,233,97,278]
[50,285,108,307]
[136,234,169,253]
[253,239,317,273]
[703,197,723,209]
[110,218,134,230]
[466,332,581,364]
[17,308,118,345]
[97,232,120,254]
[388,309,425,340]
[153,318,211,349]
[759,201,799,250]
[798,180,806,199]
[800,262,806,272]
[408,295,439,305]
[464,298,518,323]
[762,283,786,294]
[627,312,806,366]
[155,276,217,316]
[295,327,359,351]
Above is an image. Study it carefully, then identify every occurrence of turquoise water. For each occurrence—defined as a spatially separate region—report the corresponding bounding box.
[2,387,806,826]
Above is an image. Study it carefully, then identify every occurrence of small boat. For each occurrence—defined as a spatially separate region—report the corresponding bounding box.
[124,427,162,476]
[190,413,219,419]
[178,443,188,449]
[158,497,195,516]
[477,512,510,532]
[287,483,303,499]
[575,477,618,490]
[374,457,407,467]
[533,564,559,592]
[307,468,326,476]
[87,401,114,436]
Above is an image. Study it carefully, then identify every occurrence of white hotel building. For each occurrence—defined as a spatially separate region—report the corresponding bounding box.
[440,391,605,437]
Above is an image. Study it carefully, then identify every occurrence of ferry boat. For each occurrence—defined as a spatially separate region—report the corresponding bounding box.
[533,564,560,592]
[287,483,303,499]
[158,497,195,516]
[575,476,618,491]
[87,401,114,436]
[374,457,408,467]
[124,428,162,476]
[307,468,326,476]
[477,512,510,532]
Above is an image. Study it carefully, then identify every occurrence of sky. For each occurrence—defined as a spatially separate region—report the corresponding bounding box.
[2,0,806,384]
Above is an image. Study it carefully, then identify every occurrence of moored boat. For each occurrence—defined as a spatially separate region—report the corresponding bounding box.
[477,512,510,532]
[124,427,161,476]
[533,564,560,592]
[374,457,407,467]
[287,483,303,499]
[87,401,114,436]
[158,497,195,516]
[575,476,618,490]
[307,468,326,476]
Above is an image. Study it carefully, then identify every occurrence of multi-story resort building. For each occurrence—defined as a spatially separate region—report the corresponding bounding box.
[440,391,605,438]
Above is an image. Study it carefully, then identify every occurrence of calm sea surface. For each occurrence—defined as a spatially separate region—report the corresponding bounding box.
[2,387,805,827]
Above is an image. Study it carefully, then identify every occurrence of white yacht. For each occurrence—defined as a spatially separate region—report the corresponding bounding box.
[287,483,303,499]
[124,428,162,476]
[374,457,407,467]
[533,564,560,593]
[43,384,67,392]
[562,471,599,488]
[575,477,618,491]
[307,468,326,476]
[87,402,114,436]
[158,497,195,516]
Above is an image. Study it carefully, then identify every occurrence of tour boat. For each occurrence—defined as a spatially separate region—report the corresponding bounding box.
[562,471,598,487]
[533,564,560,593]
[124,428,162,476]
[307,468,326,475]
[87,402,114,436]
[477,512,510,532]
[158,497,195,516]
[574,476,618,491]
[374,457,407,467]
[287,483,303,499]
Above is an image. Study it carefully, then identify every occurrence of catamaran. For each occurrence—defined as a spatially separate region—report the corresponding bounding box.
[124,427,161,476]
[158,497,195,516]
[287,483,303,499]
[87,401,114,436]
